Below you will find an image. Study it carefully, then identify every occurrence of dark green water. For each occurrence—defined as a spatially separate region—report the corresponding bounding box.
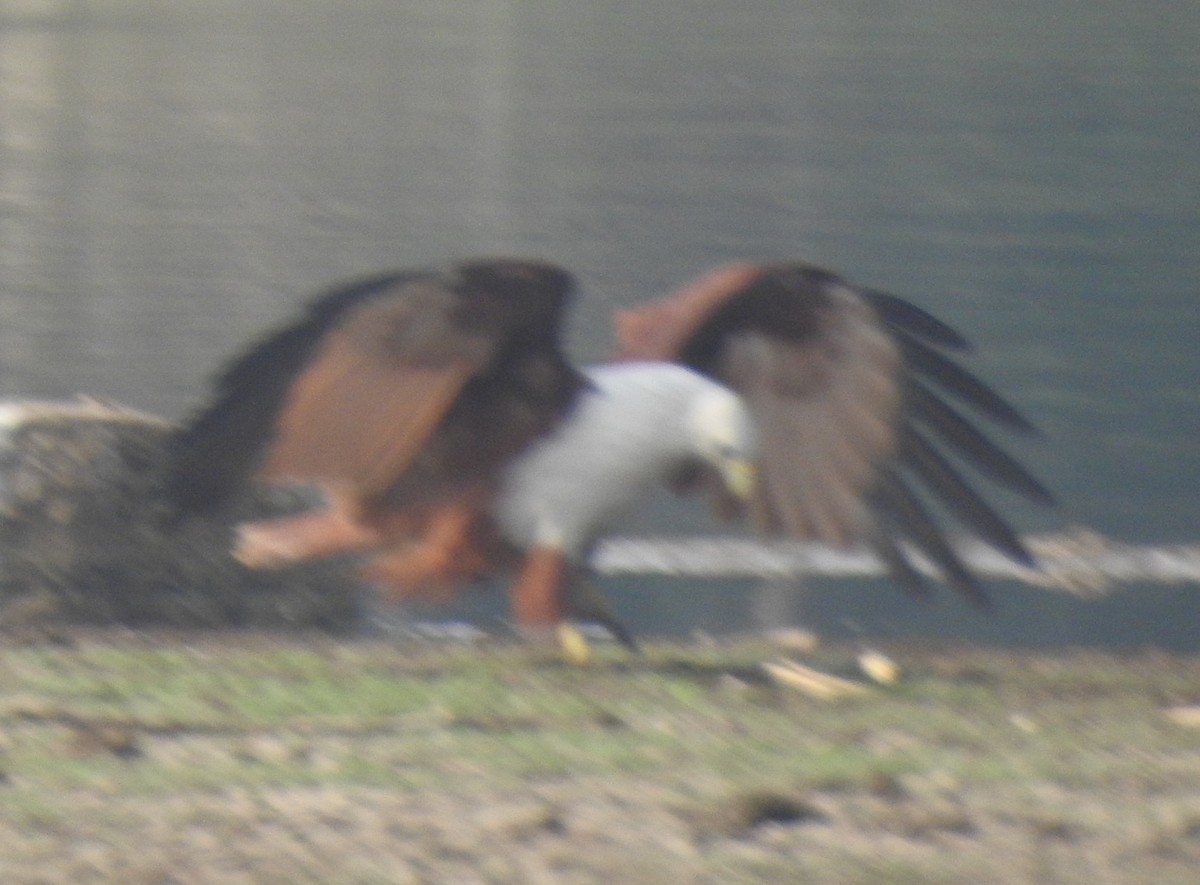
[1,1,1197,645]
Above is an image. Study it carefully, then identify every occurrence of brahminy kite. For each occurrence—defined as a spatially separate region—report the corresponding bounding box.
[164,258,1054,641]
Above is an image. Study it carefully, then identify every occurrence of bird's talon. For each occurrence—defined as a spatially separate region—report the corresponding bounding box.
[233,526,295,569]
[557,623,592,665]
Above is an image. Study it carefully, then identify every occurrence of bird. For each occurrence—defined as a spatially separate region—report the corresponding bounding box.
[163,257,1055,645]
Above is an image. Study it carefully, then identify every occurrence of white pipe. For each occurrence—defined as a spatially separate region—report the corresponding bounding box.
[591,528,1200,597]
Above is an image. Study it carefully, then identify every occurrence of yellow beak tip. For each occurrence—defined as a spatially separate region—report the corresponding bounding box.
[726,461,758,500]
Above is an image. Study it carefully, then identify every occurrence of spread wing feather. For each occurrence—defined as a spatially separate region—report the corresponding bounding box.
[262,341,480,498]
[164,271,419,515]
[617,264,904,552]
[259,284,493,497]
[165,260,581,518]
[870,466,987,604]
[862,288,971,351]
[616,262,1055,603]
[896,424,1033,565]
[891,327,1034,432]
[905,379,1054,503]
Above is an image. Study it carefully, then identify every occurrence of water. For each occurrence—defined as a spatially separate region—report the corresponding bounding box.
[1,0,1197,645]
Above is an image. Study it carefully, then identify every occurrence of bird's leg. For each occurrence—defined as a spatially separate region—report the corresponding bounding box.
[362,501,489,600]
[235,489,380,568]
[511,552,639,661]
[510,546,566,632]
[510,547,600,662]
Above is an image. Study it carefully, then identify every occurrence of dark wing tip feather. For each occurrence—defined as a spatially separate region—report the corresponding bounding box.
[868,530,934,602]
[863,288,972,351]
[906,379,1056,507]
[872,470,992,608]
[899,425,1038,566]
[894,329,1037,434]
[860,281,1056,601]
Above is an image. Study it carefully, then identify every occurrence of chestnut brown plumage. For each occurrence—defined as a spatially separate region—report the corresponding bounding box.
[167,259,583,517]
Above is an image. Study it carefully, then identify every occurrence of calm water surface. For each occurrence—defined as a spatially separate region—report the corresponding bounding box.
[1,1,1197,644]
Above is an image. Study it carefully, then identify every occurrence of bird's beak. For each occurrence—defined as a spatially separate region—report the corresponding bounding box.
[721,458,758,500]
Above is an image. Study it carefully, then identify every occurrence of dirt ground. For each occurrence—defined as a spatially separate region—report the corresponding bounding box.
[1,628,1199,884]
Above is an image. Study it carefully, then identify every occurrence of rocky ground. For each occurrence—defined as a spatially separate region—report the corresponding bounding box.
[1,628,1199,884]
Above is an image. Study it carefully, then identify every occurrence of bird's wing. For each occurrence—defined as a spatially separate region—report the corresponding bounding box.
[615,262,1054,604]
[258,286,492,496]
[166,260,578,516]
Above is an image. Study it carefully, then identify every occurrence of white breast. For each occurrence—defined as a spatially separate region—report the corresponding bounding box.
[492,362,725,556]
